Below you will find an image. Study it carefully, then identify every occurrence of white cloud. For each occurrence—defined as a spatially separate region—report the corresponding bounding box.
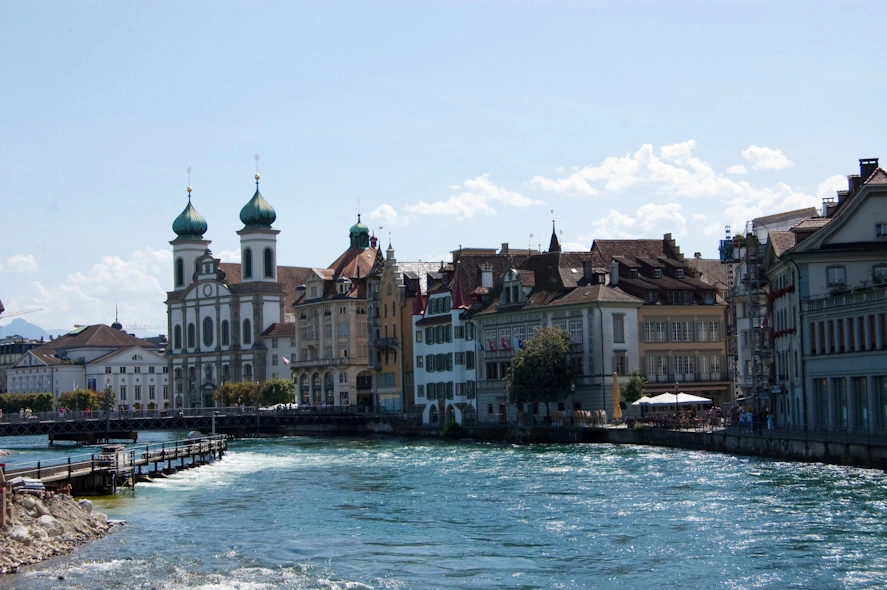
[367,203,409,227]
[7,254,38,273]
[560,241,589,252]
[741,145,794,170]
[404,174,538,219]
[816,174,847,200]
[531,141,737,199]
[726,164,747,174]
[636,203,686,234]
[590,209,638,239]
[16,248,172,330]
[692,213,707,221]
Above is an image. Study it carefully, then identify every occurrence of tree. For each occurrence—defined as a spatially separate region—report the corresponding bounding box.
[622,370,648,404]
[214,381,261,407]
[260,378,296,406]
[98,386,116,413]
[504,325,573,418]
[58,389,98,411]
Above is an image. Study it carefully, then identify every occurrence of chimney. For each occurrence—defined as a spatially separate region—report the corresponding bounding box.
[481,263,493,289]
[609,259,620,287]
[370,235,378,249]
[860,158,879,184]
[848,175,861,194]
[583,260,594,282]
[500,243,509,255]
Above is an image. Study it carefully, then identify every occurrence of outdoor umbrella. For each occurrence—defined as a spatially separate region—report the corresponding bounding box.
[612,372,623,420]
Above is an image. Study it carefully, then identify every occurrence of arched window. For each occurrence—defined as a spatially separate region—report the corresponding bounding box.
[174,367,183,379]
[243,248,253,279]
[264,248,274,278]
[187,323,196,348]
[429,405,439,424]
[221,320,230,346]
[243,319,252,345]
[175,258,184,287]
[174,325,182,349]
[203,317,214,347]
[244,364,253,379]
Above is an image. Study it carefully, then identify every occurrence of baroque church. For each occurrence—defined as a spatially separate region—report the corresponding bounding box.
[165,175,310,408]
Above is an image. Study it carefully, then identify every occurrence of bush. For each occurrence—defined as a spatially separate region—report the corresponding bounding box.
[441,419,465,440]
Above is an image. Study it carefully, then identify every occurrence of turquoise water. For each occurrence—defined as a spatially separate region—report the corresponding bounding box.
[2,436,887,589]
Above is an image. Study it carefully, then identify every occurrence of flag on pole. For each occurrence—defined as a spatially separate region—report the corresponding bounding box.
[282,357,290,365]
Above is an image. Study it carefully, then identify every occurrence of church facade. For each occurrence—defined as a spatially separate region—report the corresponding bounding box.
[165,176,309,408]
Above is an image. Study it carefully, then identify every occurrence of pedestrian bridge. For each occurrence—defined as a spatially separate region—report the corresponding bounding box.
[0,407,386,442]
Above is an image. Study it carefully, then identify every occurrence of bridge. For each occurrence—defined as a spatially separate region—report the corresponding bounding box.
[0,406,392,442]
[2,434,228,494]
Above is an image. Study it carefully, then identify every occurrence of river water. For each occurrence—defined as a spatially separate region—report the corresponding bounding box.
[2,434,887,589]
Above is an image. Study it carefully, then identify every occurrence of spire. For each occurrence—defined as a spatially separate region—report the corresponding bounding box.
[412,277,426,316]
[111,305,123,330]
[548,215,561,253]
[239,173,277,228]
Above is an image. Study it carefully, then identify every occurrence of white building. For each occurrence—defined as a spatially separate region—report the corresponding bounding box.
[765,158,887,432]
[7,323,168,409]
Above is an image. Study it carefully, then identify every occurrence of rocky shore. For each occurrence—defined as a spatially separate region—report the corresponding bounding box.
[0,492,114,574]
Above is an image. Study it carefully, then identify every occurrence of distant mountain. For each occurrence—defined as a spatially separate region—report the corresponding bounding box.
[0,318,51,340]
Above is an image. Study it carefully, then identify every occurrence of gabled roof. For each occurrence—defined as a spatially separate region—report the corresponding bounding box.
[768,231,796,258]
[262,322,295,338]
[90,345,166,365]
[21,325,158,367]
[327,246,384,281]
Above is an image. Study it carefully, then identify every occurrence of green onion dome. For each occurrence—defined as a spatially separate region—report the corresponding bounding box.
[239,174,277,228]
[349,214,370,248]
[172,188,208,238]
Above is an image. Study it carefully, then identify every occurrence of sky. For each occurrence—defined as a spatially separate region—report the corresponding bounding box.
[1,1,883,336]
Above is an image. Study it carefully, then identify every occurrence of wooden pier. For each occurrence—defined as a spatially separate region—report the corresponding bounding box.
[3,434,227,495]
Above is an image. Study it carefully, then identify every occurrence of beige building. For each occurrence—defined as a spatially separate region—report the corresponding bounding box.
[591,235,731,408]
[290,218,383,408]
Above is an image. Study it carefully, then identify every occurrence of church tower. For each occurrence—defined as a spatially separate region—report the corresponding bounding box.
[237,174,280,283]
[170,186,210,291]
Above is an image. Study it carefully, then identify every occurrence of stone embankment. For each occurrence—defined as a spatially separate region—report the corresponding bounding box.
[0,491,114,574]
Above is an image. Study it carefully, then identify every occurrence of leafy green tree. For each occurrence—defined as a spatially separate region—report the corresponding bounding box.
[214,381,261,407]
[622,370,648,404]
[98,386,116,413]
[58,389,98,411]
[260,378,296,406]
[504,325,573,417]
[0,392,54,413]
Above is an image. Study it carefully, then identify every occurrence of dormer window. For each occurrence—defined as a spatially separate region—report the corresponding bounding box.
[630,269,638,278]
[676,269,684,279]
[876,222,887,238]
[654,269,662,278]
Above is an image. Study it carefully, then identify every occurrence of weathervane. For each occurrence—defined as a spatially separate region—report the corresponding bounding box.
[255,153,260,186]
[187,166,192,200]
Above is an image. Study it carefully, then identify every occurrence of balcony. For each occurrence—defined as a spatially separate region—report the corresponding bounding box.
[373,337,399,350]
[288,358,344,369]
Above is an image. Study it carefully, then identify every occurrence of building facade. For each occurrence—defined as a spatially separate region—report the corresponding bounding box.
[765,158,887,432]
[165,178,310,408]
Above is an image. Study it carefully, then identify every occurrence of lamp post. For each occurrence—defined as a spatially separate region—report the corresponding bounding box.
[675,380,680,430]
[105,379,111,441]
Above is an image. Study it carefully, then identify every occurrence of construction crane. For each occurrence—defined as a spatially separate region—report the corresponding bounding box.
[0,307,44,318]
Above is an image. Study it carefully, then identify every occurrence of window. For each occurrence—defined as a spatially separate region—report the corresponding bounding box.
[134,366,141,374]
[174,325,182,349]
[175,258,184,287]
[674,355,694,376]
[271,338,278,348]
[676,269,684,279]
[105,367,112,374]
[613,315,625,343]
[163,385,169,400]
[415,330,422,343]
[220,321,229,346]
[272,354,278,366]
[569,321,583,343]
[119,366,126,374]
[264,248,274,278]
[671,321,693,342]
[874,265,887,284]
[203,317,213,347]
[244,364,253,378]
[654,269,662,278]
[149,385,156,400]
[827,265,846,287]
[876,222,887,238]
[417,384,425,398]
[455,352,465,365]
[120,386,127,401]
[243,248,253,278]
[187,323,196,348]
[243,319,252,345]
[644,321,667,343]
[454,326,465,339]
[614,353,627,376]
[148,366,155,374]
[134,386,142,401]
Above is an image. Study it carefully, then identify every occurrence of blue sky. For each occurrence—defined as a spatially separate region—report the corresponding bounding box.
[1,1,883,335]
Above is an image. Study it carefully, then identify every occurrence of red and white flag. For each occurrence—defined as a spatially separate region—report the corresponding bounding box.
[282,357,290,365]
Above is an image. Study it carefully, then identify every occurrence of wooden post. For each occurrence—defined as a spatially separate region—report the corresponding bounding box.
[0,466,6,528]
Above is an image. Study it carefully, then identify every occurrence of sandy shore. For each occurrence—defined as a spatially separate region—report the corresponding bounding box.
[0,491,114,574]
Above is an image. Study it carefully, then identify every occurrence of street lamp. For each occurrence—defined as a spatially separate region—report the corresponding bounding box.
[675,380,680,430]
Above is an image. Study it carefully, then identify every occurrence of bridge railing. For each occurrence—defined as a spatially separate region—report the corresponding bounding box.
[0,405,402,425]
[2,434,228,482]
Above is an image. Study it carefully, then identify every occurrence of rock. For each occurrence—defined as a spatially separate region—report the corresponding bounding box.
[20,496,36,509]
[9,524,31,545]
[37,515,64,537]
[34,500,51,517]
[92,512,108,524]
[77,499,93,514]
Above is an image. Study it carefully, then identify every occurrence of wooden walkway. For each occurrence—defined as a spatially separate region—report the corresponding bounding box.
[3,434,228,493]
